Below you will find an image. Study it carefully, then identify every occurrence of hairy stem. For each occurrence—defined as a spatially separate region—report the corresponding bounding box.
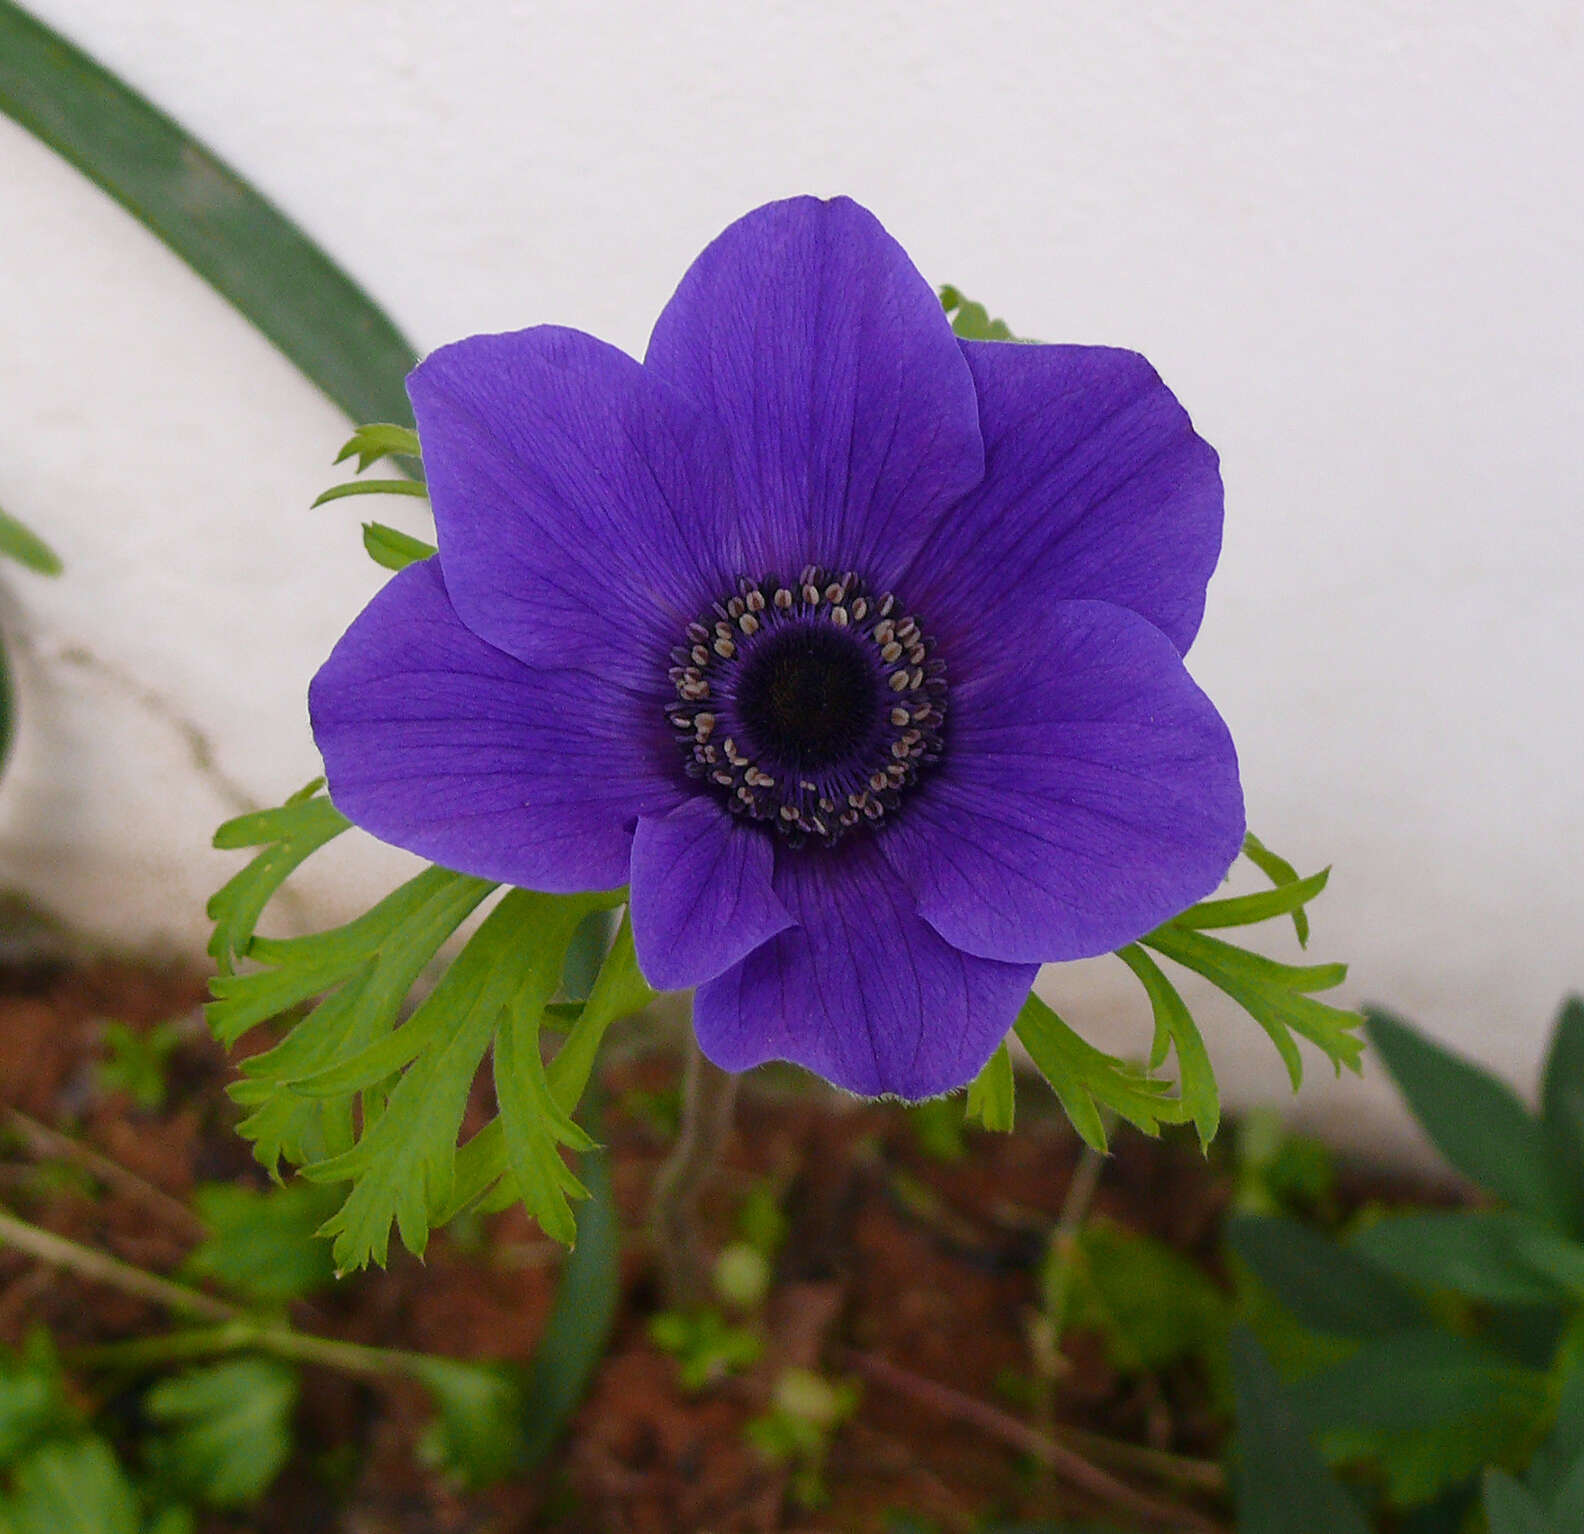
[648,1033,738,1310]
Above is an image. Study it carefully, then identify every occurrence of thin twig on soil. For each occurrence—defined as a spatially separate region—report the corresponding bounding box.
[1030,1139,1108,1462]
[0,1200,237,1322]
[4,1107,206,1239]
[648,1033,739,1310]
[843,1347,1227,1533]
[0,1201,458,1382]
[1043,1140,1107,1341]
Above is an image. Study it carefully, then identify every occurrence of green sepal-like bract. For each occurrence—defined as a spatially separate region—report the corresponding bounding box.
[206,787,655,1271]
[985,832,1359,1152]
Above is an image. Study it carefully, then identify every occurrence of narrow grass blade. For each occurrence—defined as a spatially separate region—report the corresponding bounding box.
[0,1,418,426]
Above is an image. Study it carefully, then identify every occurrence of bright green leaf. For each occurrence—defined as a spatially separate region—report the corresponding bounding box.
[493,951,600,1249]
[1146,925,1363,1089]
[144,1357,296,1507]
[305,888,618,1266]
[333,422,422,473]
[1014,992,1181,1151]
[1116,943,1219,1146]
[1367,1010,1573,1226]
[433,909,649,1227]
[0,508,61,577]
[1227,1214,1423,1337]
[361,522,435,571]
[1242,831,1313,946]
[938,284,1017,340]
[965,1041,1015,1132]
[211,863,490,1049]
[0,1,417,427]
[1171,866,1330,936]
[206,783,350,972]
[546,911,654,1108]
[311,477,428,509]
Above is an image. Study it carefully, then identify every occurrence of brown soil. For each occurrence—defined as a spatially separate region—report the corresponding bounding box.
[0,956,1339,1533]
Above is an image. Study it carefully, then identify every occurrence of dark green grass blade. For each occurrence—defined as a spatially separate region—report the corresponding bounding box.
[517,1125,621,1470]
[0,0,418,426]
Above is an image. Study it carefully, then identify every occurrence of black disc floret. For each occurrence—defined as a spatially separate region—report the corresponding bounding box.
[665,567,948,846]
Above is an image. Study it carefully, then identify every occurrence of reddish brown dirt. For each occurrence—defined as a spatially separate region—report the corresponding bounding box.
[0,958,1260,1532]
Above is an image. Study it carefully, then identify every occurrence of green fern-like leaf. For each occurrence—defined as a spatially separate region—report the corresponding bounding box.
[1014,992,1182,1152]
[206,787,648,1268]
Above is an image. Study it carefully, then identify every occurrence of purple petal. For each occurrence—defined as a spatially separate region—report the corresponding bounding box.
[407,325,737,689]
[693,837,1037,1099]
[644,196,984,590]
[629,797,794,991]
[309,560,683,891]
[879,599,1243,964]
[904,340,1223,659]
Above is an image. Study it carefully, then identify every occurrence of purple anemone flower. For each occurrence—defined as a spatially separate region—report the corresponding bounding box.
[309,196,1244,1100]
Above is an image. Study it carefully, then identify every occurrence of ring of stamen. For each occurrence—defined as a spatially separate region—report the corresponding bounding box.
[665,567,948,846]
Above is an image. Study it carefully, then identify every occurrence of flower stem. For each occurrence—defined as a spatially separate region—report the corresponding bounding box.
[648,1033,738,1310]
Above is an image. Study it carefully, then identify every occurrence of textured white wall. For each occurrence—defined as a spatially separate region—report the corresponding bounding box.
[1,1,1579,1159]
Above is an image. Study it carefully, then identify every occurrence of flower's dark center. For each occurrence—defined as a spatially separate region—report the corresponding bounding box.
[735,626,877,771]
[666,567,947,847]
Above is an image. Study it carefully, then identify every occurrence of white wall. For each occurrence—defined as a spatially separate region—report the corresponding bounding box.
[1,1,1579,1161]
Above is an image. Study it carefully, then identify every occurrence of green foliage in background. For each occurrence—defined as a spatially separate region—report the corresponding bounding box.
[1226,996,1584,1530]
[0,1177,574,1523]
